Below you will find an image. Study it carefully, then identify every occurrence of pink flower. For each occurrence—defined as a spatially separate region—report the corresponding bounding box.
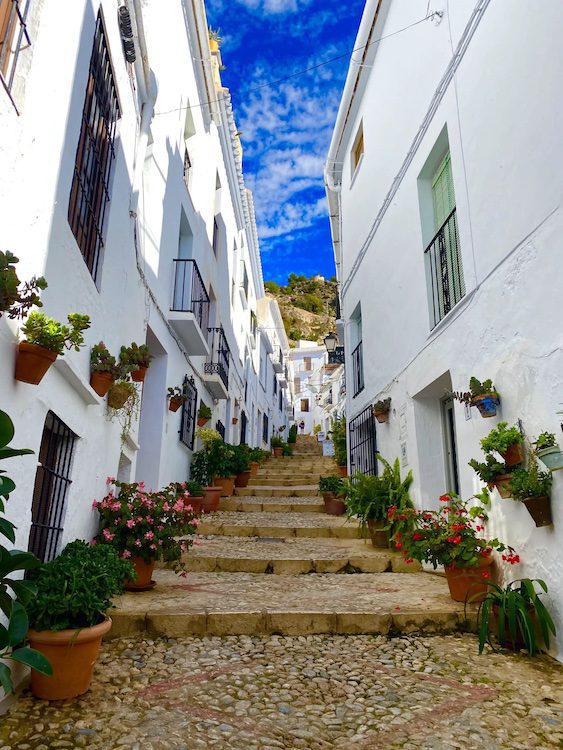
[138,481,146,490]
[144,531,155,541]
[157,525,164,531]
[121,550,132,559]
[146,516,154,525]
[106,476,115,484]
[102,529,114,542]
[126,519,135,529]
[150,543,157,550]
[192,518,200,527]
[90,539,97,546]
[92,500,98,509]
[111,502,121,511]
[163,502,170,512]
[173,500,184,513]
[185,505,193,513]
[135,540,142,547]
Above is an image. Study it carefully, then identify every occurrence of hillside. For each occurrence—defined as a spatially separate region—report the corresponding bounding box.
[264,274,338,346]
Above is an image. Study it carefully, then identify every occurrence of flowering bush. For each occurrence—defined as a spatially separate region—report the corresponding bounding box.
[388,494,518,571]
[93,479,199,573]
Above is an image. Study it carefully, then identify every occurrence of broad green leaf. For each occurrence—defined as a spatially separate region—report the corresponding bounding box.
[0,622,9,649]
[11,647,53,676]
[0,476,15,498]
[0,662,14,695]
[6,578,37,605]
[0,518,16,544]
[6,551,41,573]
[0,411,15,450]
[0,448,34,460]
[7,602,28,646]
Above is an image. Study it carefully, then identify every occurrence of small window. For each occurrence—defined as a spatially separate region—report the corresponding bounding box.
[300,399,309,413]
[216,420,226,441]
[68,12,120,283]
[304,357,312,371]
[262,414,269,444]
[29,412,77,562]
[351,123,364,175]
[179,376,198,449]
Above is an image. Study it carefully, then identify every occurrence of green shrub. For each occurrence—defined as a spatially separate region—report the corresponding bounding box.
[185,480,204,496]
[271,436,284,449]
[288,425,298,444]
[197,403,212,420]
[21,311,91,355]
[318,476,344,494]
[295,294,323,314]
[330,416,347,466]
[264,281,280,294]
[90,342,116,373]
[230,444,251,474]
[480,422,523,455]
[509,463,552,501]
[0,251,47,320]
[468,455,509,483]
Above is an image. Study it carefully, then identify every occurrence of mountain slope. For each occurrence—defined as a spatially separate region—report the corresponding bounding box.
[264,275,337,346]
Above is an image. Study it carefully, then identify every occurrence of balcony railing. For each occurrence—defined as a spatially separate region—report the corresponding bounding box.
[205,326,230,387]
[424,207,465,328]
[351,340,364,398]
[171,259,210,332]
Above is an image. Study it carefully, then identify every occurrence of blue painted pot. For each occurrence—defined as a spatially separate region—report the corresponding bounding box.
[472,394,500,418]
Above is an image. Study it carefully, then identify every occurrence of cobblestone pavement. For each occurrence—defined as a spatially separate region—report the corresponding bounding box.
[187,536,390,561]
[1,633,561,750]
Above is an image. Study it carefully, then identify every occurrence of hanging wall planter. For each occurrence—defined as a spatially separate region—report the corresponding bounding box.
[373,398,391,424]
[490,473,513,499]
[131,365,148,383]
[452,377,500,418]
[534,432,563,472]
[107,381,136,410]
[523,495,552,527]
[119,343,152,384]
[15,342,57,384]
[472,394,500,418]
[90,343,116,397]
[90,371,114,398]
[509,462,553,528]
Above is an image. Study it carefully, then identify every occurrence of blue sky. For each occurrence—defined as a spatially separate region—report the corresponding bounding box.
[206,0,365,284]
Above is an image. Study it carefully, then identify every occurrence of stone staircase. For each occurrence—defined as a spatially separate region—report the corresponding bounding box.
[110,436,472,639]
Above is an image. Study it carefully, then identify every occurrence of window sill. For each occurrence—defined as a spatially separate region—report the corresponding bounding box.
[53,358,102,406]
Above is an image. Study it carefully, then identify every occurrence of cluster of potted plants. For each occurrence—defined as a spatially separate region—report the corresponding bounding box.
[15,311,91,385]
[90,341,153,413]
[270,435,293,457]
[373,397,391,424]
[452,377,500,417]
[94,478,199,589]
[469,422,555,526]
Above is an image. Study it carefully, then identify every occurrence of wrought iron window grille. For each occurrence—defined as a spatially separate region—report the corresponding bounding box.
[179,375,197,449]
[349,405,378,477]
[0,0,31,113]
[351,340,364,398]
[216,420,226,441]
[205,326,230,388]
[424,207,465,328]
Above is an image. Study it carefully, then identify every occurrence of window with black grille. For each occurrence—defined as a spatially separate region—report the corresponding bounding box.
[68,12,120,283]
[262,414,269,445]
[278,389,283,412]
[349,405,378,477]
[273,374,277,396]
[179,376,197,450]
[216,420,226,441]
[28,412,77,563]
[240,411,247,445]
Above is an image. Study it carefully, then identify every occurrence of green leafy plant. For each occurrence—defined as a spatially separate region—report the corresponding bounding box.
[271,436,284,449]
[90,342,116,373]
[184,480,204,497]
[197,403,212,420]
[534,432,557,450]
[318,476,344,495]
[509,462,552,501]
[480,422,523,455]
[190,450,211,486]
[27,540,134,632]
[167,386,186,401]
[0,251,47,320]
[330,416,347,466]
[452,377,498,405]
[374,398,391,413]
[473,579,556,655]
[249,447,267,463]
[119,342,152,369]
[21,311,91,354]
[377,456,414,539]
[469,455,509,484]
[282,444,293,457]
[208,26,222,43]
[230,444,251,474]
[389,494,515,569]
[0,410,52,694]
[288,424,298,444]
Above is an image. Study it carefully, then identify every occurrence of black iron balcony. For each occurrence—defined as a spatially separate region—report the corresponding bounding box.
[424,207,465,328]
[328,346,345,365]
[205,326,230,389]
[171,259,210,330]
[351,340,364,398]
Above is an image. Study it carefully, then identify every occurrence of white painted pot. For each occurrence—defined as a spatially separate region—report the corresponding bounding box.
[536,446,563,472]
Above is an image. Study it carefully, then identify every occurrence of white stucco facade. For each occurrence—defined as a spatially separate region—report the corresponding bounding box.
[326,0,563,659]
[0,0,290,569]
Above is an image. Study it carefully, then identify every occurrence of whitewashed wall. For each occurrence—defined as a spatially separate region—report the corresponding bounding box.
[327,0,563,659]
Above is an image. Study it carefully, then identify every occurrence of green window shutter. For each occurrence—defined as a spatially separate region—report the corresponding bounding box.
[432,153,456,230]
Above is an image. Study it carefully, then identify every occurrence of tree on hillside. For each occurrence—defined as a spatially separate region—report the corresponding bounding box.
[265,281,280,294]
[295,294,323,314]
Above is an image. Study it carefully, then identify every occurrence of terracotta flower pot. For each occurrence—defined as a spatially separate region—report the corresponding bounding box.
[107,382,134,409]
[490,473,513,499]
[14,341,57,385]
[444,555,493,603]
[125,557,156,591]
[322,492,346,516]
[213,475,236,497]
[209,37,219,53]
[232,417,238,425]
[90,371,113,397]
[235,470,251,488]
[249,461,259,477]
[523,495,552,527]
[374,411,388,424]
[197,416,209,427]
[502,443,524,468]
[202,486,221,512]
[472,394,500,417]
[169,397,183,412]
[28,617,112,700]
[131,365,148,383]
[337,465,348,478]
[187,496,203,515]
[367,519,388,548]
[273,447,283,458]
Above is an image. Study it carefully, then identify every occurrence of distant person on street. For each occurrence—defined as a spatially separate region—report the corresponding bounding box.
[299,420,305,434]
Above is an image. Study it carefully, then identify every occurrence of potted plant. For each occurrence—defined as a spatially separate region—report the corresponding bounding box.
[167,386,185,413]
[183,480,204,515]
[26,541,133,700]
[509,459,553,527]
[480,422,524,467]
[318,475,346,516]
[15,311,91,385]
[195,428,236,498]
[197,402,212,427]
[288,424,297,444]
[232,444,252,488]
[373,397,391,424]
[208,26,222,53]
[473,579,556,655]
[119,342,152,383]
[190,449,222,512]
[249,447,263,476]
[90,342,116,397]
[271,436,284,458]
[534,432,563,472]
[469,455,513,498]
[0,250,47,320]
[0,409,52,696]
[453,377,500,418]
[330,416,347,476]
[95,479,198,589]
[389,495,517,602]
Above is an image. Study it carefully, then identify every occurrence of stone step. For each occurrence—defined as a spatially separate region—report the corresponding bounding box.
[235,486,319,498]
[219,497,325,513]
[109,570,474,638]
[197,512,361,539]
[174,536,421,575]
[249,477,323,487]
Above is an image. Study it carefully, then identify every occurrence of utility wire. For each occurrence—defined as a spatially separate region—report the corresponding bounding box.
[154,14,434,117]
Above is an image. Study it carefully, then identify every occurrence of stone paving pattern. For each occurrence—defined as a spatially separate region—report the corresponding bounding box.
[1,633,562,749]
[197,511,361,538]
[219,498,325,513]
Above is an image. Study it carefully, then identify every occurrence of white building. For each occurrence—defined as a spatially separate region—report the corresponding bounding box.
[0,0,291,568]
[290,341,330,435]
[326,0,563,658]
